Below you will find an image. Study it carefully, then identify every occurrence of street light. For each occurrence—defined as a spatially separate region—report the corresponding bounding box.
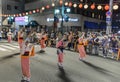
[54,5,71,34]
[66,8,71,13]
[55,9,60,14]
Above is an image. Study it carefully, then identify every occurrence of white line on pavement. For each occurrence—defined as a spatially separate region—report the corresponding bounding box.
[0,47,8,51]
[6,44,19,48]
[0,45,16,50]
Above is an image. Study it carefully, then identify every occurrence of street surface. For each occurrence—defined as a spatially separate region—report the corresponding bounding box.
[0,40,120,82]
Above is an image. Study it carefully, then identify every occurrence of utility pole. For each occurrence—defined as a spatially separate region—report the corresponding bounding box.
[61,5,64,34]
[106,0,113,35]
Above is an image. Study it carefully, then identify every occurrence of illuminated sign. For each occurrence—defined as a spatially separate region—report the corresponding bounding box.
[15,16,29,25]
[47,18,78,22]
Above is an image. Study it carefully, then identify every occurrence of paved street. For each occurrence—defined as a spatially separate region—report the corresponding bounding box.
[0,41,120,82]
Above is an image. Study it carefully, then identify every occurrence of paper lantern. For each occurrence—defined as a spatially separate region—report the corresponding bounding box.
[91,4,95,9]
[104,4,109,10]
[59,0,63,5]
[84,4,88,9]
[113,5,119,10]
[13,14,16,17]
[79,3,83,8]
[29,11,32,14]
[69,2,72,7]
[33,10,36,13]
[36,9,40,12]
[52,3,55,7]
[97,5,102,10]
[16,14,19,17]
[19,14,22,16]
[46,5,50,9]
[73,3,77,8]
[22,13,25,16]
[65,2,68,6]
[42,7,45,10]
[4,15,6,17]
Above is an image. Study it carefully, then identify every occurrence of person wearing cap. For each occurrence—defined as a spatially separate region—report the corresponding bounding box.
[77,32,86,60]
[20,39,35,82]
[56,34,68,68]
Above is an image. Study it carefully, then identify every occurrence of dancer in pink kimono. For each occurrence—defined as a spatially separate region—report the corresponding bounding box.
[77,32,86,60]
[21,40,34,82]
[56,34,68,68]
[18,29,24,50]
[7,30,12,43]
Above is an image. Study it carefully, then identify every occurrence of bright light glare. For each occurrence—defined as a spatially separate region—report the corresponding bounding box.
[73,4,77,8]
[66,8,71,13]
[84,4,88,9]
[52,3,55,7]
[65,2,68,6]
[11,17,14,19]
[118,31,120,33]
[55,9,60,14]
[97,5,102,10]
[113,5,119,10]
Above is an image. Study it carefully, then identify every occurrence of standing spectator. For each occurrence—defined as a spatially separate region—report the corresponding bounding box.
[50,31,55,39]
[102,36,109,58]
[68,31,73,50]
[43,32,48,46]
[110,37,118,59]
[88,34,94,55]
[13,29,18,41]
[73,33,79,51]
[93,35,100,55]
[83,37,89,54]
[50,31,55,47]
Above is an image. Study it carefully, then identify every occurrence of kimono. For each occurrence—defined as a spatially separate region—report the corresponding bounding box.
[56,40,64,64]
[18,31,24,49]
[78,38,86,59]
[7,32,12,43]
[21,42,35,81]
[40,37,46,51]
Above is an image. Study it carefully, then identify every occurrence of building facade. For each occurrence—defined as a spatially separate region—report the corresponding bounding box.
[1,0,25,26]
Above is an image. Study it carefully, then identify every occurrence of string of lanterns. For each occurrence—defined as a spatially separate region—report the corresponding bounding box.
[3,1,119,17]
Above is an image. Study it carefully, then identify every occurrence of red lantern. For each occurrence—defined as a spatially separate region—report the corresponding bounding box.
[29,11,32,14]
[36,9,40,12]
[16,14,19,17]
[4,15,7,17]
[104,4,109,10]
[22,13,25,16]
[46,5,50,9]
[59,0,63,5]
[91,4,95,9]
[69,2,72,7]
[79,3,83,8]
